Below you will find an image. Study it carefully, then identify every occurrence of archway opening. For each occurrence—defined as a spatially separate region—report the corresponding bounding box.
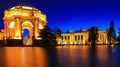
[22,28,30,37]
[22,21,33,45]
[22,28,30,45]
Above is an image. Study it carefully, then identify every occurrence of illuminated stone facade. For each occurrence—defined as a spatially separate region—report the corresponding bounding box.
[57,29,108,45]
[2,4,47,45]
[0,4,109,45]
[0,30,4,40]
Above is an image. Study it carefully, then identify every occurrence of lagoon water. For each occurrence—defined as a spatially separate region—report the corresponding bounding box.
[0,45,120,67]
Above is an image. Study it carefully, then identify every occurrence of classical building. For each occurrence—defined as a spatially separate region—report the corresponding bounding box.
[0,4,110,45]
[56,29,108,45]
[1,4,47,45]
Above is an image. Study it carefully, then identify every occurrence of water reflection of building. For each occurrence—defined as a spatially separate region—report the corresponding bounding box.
[0,4,47,45]
[57,29,108,45]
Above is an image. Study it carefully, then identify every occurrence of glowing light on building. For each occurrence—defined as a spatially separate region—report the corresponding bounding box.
[9,22,15,28]
[39,23,43,29]
[14,37,22,39]
[22,13,29,16]
[10,7,15,10]
[22,27,30,32]
[22,6,32,10]
[57,30,108,45]
[22,21,33,27]
[2,4,47,45]
[41,17,44,20]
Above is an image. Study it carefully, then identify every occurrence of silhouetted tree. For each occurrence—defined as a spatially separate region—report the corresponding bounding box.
[55,28,62,37]
[118,28,120,36]
[55,28,62,44]
[39,26,57,46]
[117,28,120,44]
[107,21,116,45]
[75,29,82,33]
[66,30,69,33]
[79,28,83,32]
[88,27,99,45]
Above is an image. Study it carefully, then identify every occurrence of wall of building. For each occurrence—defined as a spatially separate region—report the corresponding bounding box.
[57,30,108,45]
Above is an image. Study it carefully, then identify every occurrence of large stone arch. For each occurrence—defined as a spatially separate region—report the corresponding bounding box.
[21,21,33,45]
[22,21,33,37]
[3,4,47,45]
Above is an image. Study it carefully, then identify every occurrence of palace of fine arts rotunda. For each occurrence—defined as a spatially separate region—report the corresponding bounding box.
[0,4,47,45]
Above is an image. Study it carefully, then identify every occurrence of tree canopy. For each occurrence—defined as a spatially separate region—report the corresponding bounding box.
[55,28,62,37]
[117,28,120,44]
[107,21,116,45]
[88,27,99,45]
[39,26,57,46]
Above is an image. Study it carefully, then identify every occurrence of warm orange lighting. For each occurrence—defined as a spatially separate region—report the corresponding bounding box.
[39,23,43,29]
[4,47,49,67]
[2,4,47,45]
[22,6,32,10]
[57,30,108,45]
[9,22,15,28]
[14,37,22,39]
[22,21,33,27]
[22,13,29,16]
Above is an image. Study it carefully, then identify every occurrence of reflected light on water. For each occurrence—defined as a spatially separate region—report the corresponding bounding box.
[0,45,120,67]
[3,47,49,67]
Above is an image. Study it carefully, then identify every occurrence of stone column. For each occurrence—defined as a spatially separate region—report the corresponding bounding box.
[6,21,9,39]
[15,17,21,39]
[3,20,7,44]
[34,19,38,39]
[4,20,7,38]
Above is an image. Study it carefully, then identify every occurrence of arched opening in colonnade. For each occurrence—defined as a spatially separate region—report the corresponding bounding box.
[22,21,33,45]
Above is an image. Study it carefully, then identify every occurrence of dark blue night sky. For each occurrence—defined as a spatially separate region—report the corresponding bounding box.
[0,0,120,35]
